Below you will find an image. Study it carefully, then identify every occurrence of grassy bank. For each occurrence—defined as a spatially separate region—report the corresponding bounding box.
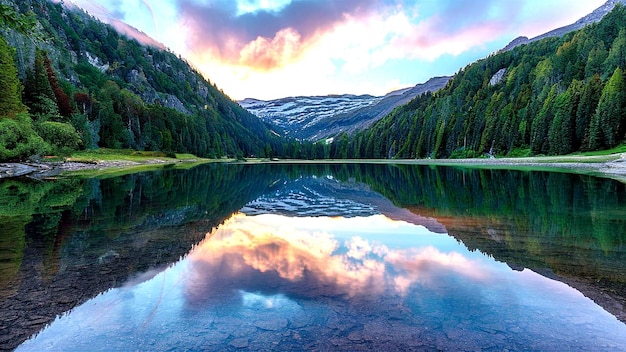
[53,148,626,181]
[61,148,229,178]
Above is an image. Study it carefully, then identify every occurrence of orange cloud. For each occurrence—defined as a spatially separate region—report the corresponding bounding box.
[239,28,305,70]
[176,0,379,71]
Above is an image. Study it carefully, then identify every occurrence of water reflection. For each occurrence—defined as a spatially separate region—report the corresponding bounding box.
[3,163,626,350]
[18,213,626,351]
[186,214,484,305]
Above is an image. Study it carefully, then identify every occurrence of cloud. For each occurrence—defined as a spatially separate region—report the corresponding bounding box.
[176,0,382,70]
[182,214,491,308]
[387,1,523,61]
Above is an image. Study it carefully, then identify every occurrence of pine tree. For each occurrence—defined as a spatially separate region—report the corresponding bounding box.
[589,68,625,150]
[575,74,603,150]
[603,29,626,76]
[23,49,60,121]
[531,85,558,154]
[0,35,26,117]
[548,90,573,155]
[43,53,73,118]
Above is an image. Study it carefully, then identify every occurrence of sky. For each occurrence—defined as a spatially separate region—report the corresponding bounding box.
[65,0,606,100]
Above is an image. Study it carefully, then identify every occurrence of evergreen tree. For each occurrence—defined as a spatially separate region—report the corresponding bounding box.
[0,35,25,117]
[585,42,608,78]
[23,49,60,121]
[589,68,625,149]
[43,53,73,118]
[575,74,603,150]
[548,90,573,155]
[603,29,626,75]
[531,85,558,154]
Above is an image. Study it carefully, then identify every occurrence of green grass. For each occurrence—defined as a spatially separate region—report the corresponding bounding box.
[68,163,190,179]
[574,143,626,157]
[174,153,199,160]
[60,148,218,179]
[68,148,173,162]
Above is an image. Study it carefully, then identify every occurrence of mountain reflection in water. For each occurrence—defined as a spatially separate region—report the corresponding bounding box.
[4,163,626,351]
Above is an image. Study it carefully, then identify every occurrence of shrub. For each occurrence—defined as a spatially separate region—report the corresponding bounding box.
[0,113,50,161]
[35,121,83,153]
[449,148,479,159]
[507,147,532,157]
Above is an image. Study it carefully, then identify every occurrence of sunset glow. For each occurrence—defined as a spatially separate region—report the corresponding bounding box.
[66,0,605,99]
[184,213,492,304]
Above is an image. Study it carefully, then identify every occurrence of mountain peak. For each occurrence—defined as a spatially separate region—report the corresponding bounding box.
[239,76,450,141]
[502,0,626,52]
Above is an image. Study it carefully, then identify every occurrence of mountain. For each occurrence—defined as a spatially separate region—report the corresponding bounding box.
[241,174,447,233]
[325,3,626,159]
[240,76,450,141]
[501,0,626,52]
[0,0,286,161]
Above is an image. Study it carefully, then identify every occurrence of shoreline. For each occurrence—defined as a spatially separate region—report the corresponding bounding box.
[1,153,626,182]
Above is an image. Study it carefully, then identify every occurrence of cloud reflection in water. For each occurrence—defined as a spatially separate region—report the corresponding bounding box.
[184,213,491,308]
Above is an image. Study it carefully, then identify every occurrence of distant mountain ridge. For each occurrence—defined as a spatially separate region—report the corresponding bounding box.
[241,1,625,143]
[240,76,450,141]
[501,0,626,52]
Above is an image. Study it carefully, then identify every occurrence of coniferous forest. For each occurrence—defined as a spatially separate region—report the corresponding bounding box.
[0,0,293,161]
[327,5,626,159]
[0,1,626,161]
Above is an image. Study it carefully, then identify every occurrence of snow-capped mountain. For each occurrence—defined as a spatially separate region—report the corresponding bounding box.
[239,76,450,141]
[240,174,446,233]
[239,94,381,138]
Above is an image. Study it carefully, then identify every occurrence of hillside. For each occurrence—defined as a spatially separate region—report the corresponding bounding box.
[240,76,450,142]
[501,0,626,52]
[0,0,286,161]
[327,3,626,159]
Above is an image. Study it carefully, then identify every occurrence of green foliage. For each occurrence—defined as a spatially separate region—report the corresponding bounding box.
[507,147,532,157]
[0,113,50,160]
[589,67,626,150]
[35,121,83,153]
[0,35,25,117]
[333,4,626,159]
[23,49,60,121]
[0,4,36,35]
[449,148,480,159]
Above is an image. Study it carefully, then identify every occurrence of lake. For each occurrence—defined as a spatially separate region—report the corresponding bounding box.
[1,163,625,351]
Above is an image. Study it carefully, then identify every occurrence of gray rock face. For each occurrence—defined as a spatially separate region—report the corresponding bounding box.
[489,68,507,86]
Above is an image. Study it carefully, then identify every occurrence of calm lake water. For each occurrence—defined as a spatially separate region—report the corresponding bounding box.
[1,163,626,351]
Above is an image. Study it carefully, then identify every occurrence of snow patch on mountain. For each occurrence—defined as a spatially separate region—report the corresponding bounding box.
[240,76,450,141]
[239,94,382,133]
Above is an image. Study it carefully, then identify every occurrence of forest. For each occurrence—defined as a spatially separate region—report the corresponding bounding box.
[0,0,300,161]
[1,1,625,162]
[327,5,626,159]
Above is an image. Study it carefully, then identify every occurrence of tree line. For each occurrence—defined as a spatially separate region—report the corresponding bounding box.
[2,1,626,162]
[327,5,626,159]
[0,0,302,161]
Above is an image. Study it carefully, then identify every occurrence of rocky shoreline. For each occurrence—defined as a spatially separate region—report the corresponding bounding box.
[0,159,179,179]
[1,155,626,181]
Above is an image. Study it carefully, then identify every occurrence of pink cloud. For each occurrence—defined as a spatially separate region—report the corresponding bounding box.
[392,15,508,60]
[176,0,382,71]
[182,214,490,308]
[109,19,166,49]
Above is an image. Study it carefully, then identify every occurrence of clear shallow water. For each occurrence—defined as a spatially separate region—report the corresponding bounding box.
[18,212,626,351]
[2,163,626,351]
